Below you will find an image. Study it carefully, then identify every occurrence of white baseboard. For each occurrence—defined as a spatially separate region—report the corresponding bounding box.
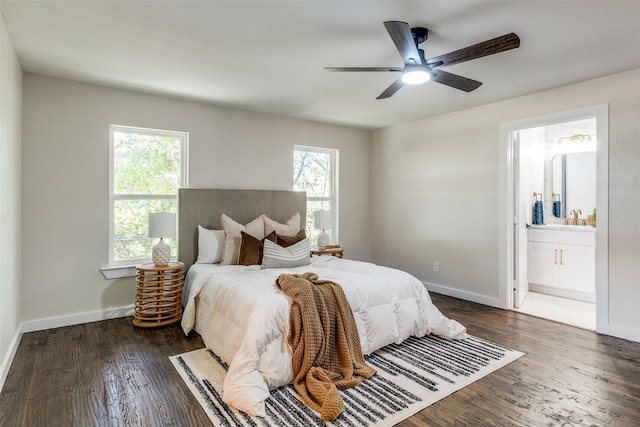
[597,321,640,343]
[0,329,23,393]
[20,304,135,333]
[423,282,504,309]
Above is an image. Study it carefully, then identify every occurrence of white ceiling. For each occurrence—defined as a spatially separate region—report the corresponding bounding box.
[2,1,639,130]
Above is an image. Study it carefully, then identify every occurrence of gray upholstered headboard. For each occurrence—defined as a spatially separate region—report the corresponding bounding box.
[178,188,307,271]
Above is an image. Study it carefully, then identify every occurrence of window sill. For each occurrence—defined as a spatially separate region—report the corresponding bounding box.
[101,257,179,279]
[100,265,138,279]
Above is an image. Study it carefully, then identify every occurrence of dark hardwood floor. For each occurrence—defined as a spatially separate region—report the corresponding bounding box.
[1,293,639,426]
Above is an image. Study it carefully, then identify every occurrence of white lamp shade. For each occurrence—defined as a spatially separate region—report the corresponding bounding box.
[148,213,176,238]
[313,210,332,230]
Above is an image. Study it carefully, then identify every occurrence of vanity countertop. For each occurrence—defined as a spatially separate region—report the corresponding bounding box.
[529,224,595,232]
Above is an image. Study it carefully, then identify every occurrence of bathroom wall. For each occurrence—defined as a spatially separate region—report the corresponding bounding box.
[543,118,597,223]
[520,127,546,225]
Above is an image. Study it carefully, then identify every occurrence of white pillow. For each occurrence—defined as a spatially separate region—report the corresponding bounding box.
[263,212,300,236]
[261,238,310,269]
[221,214,265,265]
[196,225,225,264]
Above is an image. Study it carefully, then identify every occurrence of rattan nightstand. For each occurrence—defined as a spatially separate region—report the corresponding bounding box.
[134,262,185,328]
[310,248,344,258]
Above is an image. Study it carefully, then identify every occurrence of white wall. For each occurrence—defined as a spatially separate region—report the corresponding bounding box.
[0,14,23,388]
[21,74,371,326]
[372,107,501,301]
[372,68,640,338]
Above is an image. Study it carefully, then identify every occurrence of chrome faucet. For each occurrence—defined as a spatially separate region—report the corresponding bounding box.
[569,209,582,225]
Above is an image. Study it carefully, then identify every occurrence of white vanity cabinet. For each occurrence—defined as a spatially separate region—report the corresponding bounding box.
[527,227,595,302]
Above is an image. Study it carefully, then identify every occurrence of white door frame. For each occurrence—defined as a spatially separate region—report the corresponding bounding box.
[498,104,609,334]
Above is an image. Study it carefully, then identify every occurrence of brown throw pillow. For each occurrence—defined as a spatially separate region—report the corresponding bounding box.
[277,229,306,247]
[238,231,277,265]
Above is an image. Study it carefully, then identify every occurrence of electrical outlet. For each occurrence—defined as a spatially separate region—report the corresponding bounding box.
[433,261,440,272]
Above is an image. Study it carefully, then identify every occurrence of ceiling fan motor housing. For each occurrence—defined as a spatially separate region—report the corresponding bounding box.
[411,27,429,45]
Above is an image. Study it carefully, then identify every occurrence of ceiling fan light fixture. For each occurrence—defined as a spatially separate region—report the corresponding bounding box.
[401,69,431,85]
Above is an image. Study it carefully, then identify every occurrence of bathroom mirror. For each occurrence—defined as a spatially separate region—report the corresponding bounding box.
[551,151,596,218]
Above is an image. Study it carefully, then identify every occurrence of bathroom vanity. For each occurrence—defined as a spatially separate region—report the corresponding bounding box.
[527,225,595,302]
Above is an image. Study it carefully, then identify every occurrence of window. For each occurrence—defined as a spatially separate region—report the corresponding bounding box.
[293,146,338,245]
[109,125,188,267]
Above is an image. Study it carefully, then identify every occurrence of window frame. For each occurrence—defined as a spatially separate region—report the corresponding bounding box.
[107,124,189,269]
[293,145,339,245]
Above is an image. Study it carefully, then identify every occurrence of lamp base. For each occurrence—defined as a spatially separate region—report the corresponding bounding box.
[152,238,171,266]
[317,230,331,249]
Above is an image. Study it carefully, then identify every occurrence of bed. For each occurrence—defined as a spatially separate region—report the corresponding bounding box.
[178,188,467,417]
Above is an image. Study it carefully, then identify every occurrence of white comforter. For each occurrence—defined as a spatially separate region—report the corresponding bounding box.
[181,256,467,416]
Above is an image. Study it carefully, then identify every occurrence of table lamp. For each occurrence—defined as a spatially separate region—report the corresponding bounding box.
[149,212,176,266]
[313,210,332,249]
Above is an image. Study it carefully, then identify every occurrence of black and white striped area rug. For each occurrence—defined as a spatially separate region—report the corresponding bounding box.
[170,335,523,426]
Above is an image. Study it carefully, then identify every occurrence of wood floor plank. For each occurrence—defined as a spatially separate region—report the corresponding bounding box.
[1,294,639,426]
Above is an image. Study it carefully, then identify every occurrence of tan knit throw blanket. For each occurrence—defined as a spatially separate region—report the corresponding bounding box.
[276,272,376,421]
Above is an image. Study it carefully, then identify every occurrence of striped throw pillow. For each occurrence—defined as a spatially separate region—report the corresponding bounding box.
[261,238,310,269]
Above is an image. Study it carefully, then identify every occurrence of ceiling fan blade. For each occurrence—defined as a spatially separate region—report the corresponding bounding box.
[324,66,403,72]
[426,33,520,68]
[377,77,405,99]
[383,21,422,65]
[430,69,482,92]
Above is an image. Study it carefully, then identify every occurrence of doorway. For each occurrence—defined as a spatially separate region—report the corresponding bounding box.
[499,104,609,333]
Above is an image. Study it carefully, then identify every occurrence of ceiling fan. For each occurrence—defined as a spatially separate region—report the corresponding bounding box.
[324,21,520,99]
